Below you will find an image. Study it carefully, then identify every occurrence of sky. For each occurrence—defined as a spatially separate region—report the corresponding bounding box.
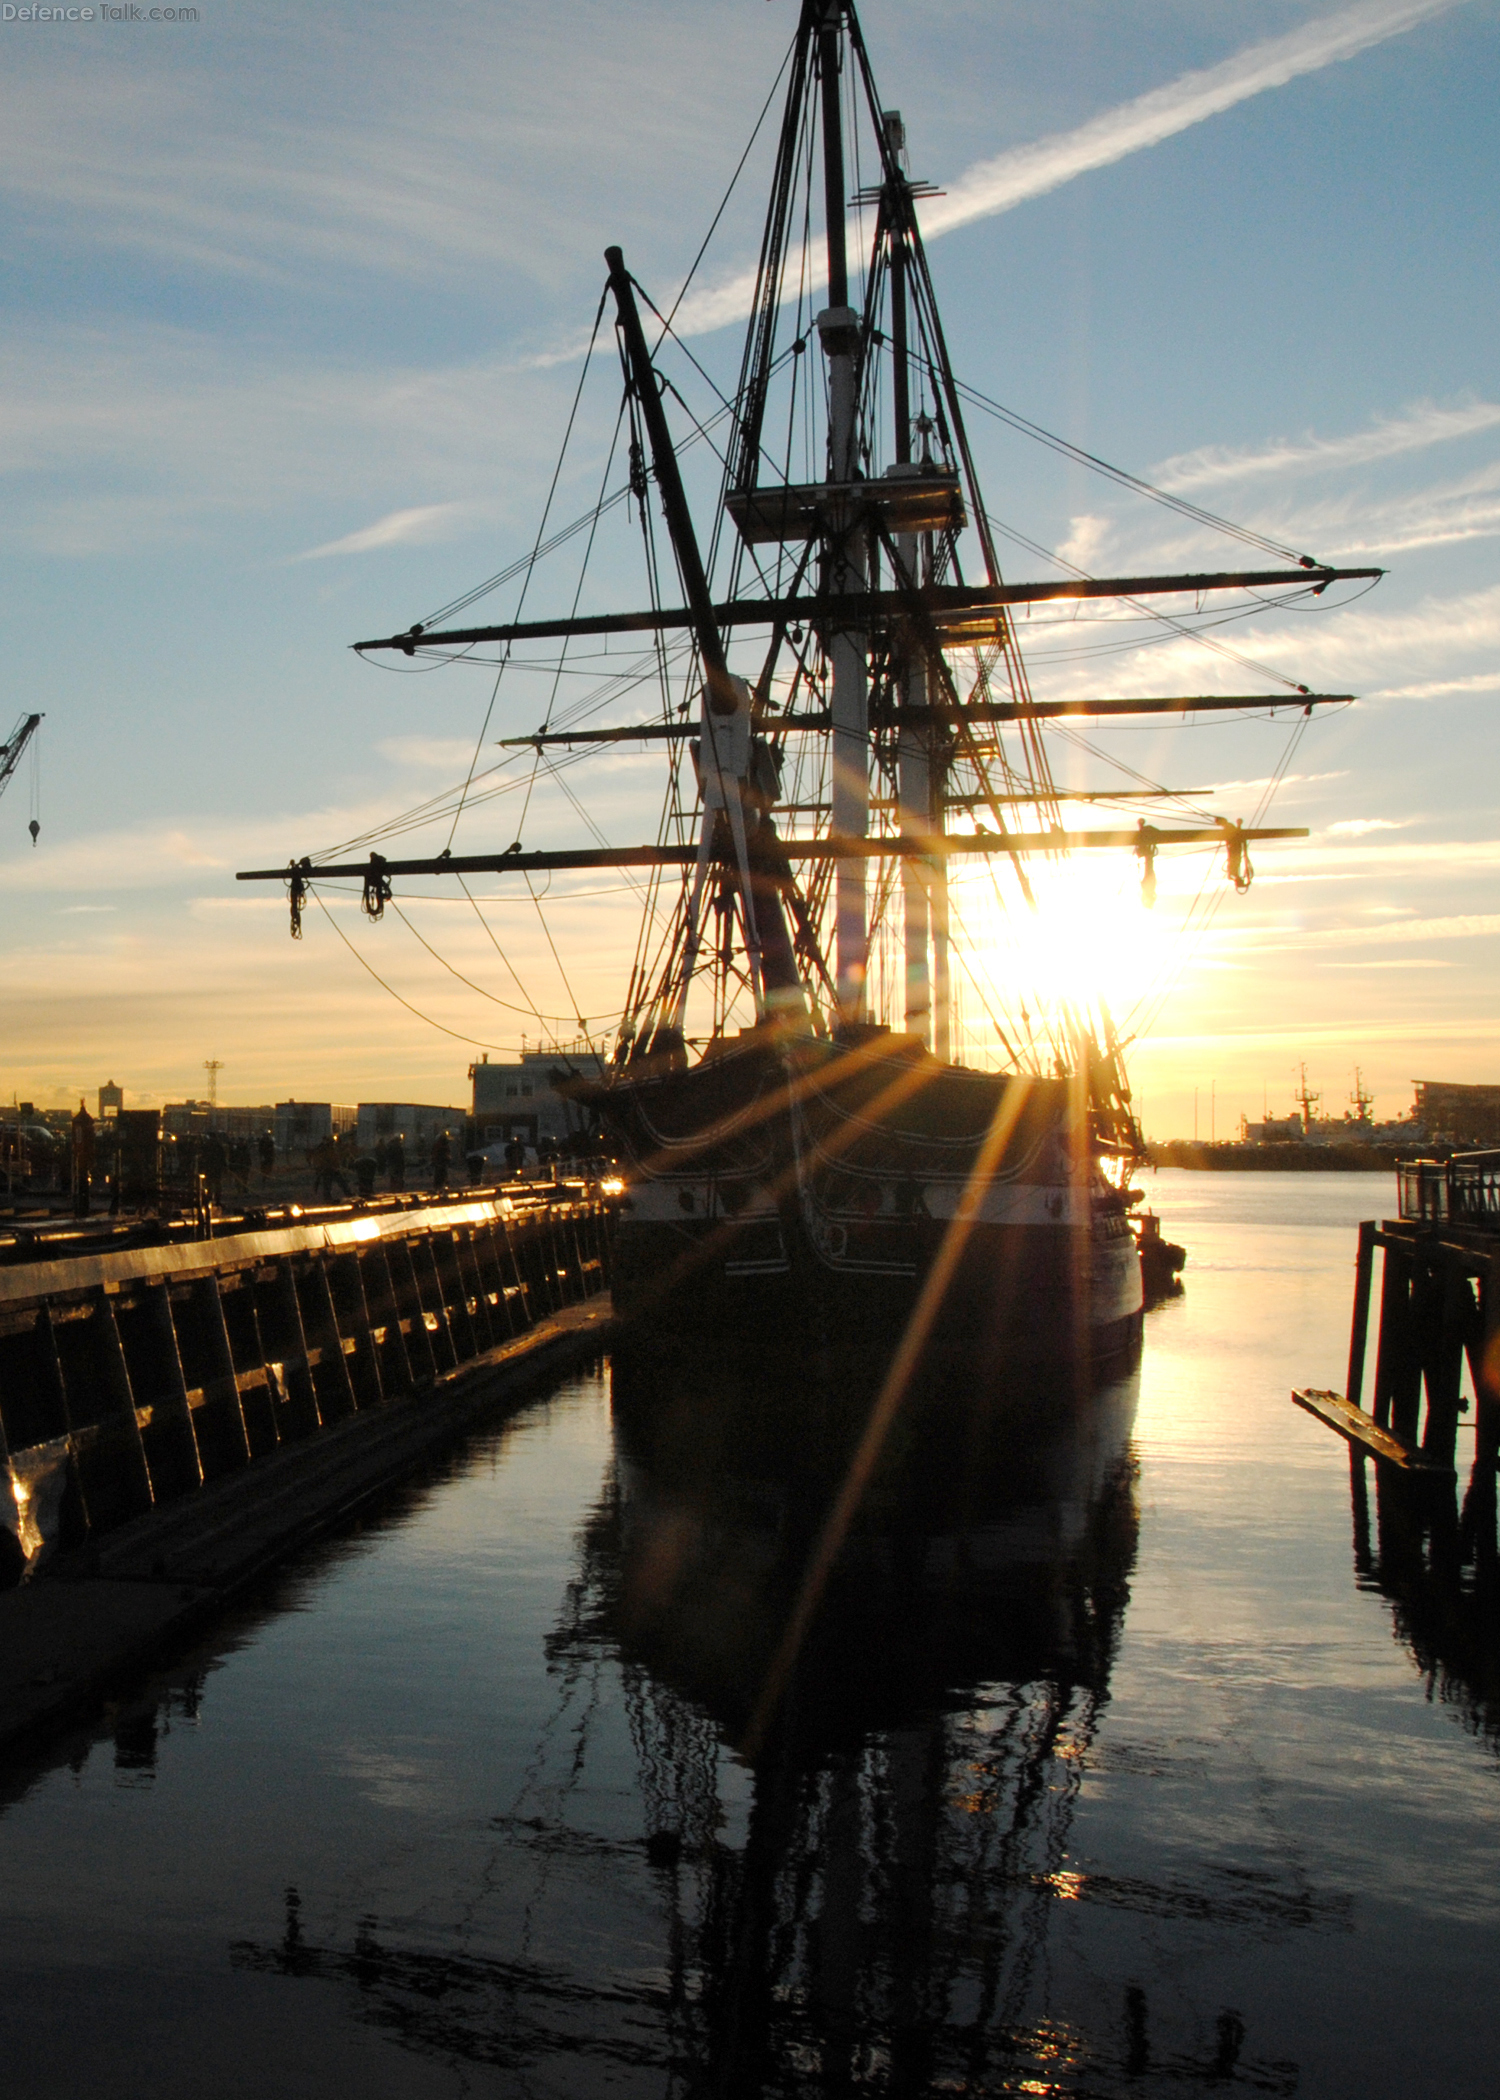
[0,0,1496,1137]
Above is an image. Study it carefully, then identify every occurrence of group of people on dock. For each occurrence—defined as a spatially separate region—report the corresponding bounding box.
[306,1129,452,1203]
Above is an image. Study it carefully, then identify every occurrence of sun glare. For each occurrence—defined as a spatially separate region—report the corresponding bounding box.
[957,850,1189,1021]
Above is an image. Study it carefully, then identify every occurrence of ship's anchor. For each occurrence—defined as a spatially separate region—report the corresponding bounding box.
[286,856,311,940]
[361,852,393,920]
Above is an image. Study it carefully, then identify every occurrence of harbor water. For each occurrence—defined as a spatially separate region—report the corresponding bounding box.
[2,1170,1498,2096]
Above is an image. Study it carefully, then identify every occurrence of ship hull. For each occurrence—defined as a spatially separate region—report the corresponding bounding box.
[591,1031,1142,1373]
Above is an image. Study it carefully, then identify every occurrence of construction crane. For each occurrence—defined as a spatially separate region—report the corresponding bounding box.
[0,712,42,844]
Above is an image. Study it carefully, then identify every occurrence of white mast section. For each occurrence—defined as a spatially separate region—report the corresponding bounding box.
[818,6,869,1028]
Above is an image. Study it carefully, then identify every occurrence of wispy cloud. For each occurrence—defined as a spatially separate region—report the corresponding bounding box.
[1241,909,1500,950]
[300,504,475,561]
[1154,397,1500,491]
[0,322,579,555]
[375,736,484,771]
[1034,455,1500,644]
[1372,672,1500,698]
[1026,579,1500,710]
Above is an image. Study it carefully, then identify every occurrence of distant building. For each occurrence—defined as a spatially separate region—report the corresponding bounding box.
[221,1105,277,1143]
[274,1100,356,1157]
[355,1103,466,1154]
[1245,1116,1305,1144]
[470,1048,604,1151]
[98,1079,124,1119]
[163,1099,213,1139]
[1413,1081,1500,1148]
[163,1100,276,1141]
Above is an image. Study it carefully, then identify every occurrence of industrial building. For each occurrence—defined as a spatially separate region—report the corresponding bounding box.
[1412,1081,1500,1149]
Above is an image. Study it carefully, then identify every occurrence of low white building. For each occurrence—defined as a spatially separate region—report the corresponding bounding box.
[470,1048,604,1151]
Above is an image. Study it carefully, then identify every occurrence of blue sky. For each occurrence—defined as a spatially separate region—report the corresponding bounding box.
[0,0,1496,1135]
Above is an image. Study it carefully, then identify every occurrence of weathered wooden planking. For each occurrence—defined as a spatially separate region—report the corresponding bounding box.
[1292,1387,1454,1474]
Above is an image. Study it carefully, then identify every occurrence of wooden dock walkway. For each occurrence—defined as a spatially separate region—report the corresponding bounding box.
[0,1187,619,1754]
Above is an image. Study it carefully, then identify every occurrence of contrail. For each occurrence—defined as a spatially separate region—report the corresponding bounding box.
[668,0,1466,340]
[920,0,1464,237]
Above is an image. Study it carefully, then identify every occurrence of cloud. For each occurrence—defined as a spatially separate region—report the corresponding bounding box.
[1264,459,1500,558]
[0,7,769,295]
[1246,910,1500,950]
[300,504,476,561]
[375,736,487,771]
[919,1,1467,239]
[1154,397,1500,491]
[1372,672,1500,699]
[0,321,591,555]
[1015,574,1500,717]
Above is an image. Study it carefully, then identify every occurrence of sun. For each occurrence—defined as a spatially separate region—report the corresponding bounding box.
[954,846,1194,1028]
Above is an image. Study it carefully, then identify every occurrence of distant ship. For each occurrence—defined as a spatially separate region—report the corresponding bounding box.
[242,0,1377,1371]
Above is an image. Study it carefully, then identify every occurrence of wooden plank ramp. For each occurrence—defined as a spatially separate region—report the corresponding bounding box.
[1292,1387,1454,1474]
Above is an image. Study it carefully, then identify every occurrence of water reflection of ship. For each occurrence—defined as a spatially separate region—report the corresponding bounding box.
[1350,1442,1500,1750]
[598,1343,1141,1752]
[229,1362,1306,2092]
[581,1355,1145,2092]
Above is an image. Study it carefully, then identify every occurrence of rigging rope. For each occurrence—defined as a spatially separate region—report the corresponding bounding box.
[444,288,611,851]
[945,367,1318,568]
[313,890,516,1052]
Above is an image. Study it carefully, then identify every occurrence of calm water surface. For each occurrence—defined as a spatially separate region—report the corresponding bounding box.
[2,1171,1497,2097]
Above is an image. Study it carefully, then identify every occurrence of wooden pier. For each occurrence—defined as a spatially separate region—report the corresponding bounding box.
[1294,1153,1500,1480]
[0,1185,617,1749]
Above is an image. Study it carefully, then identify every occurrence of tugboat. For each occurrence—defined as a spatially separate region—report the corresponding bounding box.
[241,0,1376,1371]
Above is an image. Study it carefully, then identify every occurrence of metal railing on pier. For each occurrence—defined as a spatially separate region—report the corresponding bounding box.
[1396,1151,1500,1229]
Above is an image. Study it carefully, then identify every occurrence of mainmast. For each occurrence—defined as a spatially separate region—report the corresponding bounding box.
[882,110,943,1053]
[815,1,871,1029]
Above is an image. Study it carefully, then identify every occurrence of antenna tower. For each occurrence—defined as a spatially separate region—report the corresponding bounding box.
[203,1059,224,1109]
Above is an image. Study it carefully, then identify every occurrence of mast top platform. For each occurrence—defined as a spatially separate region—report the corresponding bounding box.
[726,466,964,547]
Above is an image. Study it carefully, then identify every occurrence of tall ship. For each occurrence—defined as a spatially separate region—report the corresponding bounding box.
[242,0,1377,1369]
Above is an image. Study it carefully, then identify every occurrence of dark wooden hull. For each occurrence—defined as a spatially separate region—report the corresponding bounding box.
[589,1030,1143,1372]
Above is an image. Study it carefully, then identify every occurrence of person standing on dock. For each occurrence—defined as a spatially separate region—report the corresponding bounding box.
[386,1134,405,1193]
[70,1100,94,1219]
[202,1130,227,1208]
[430,1129,450,1192]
